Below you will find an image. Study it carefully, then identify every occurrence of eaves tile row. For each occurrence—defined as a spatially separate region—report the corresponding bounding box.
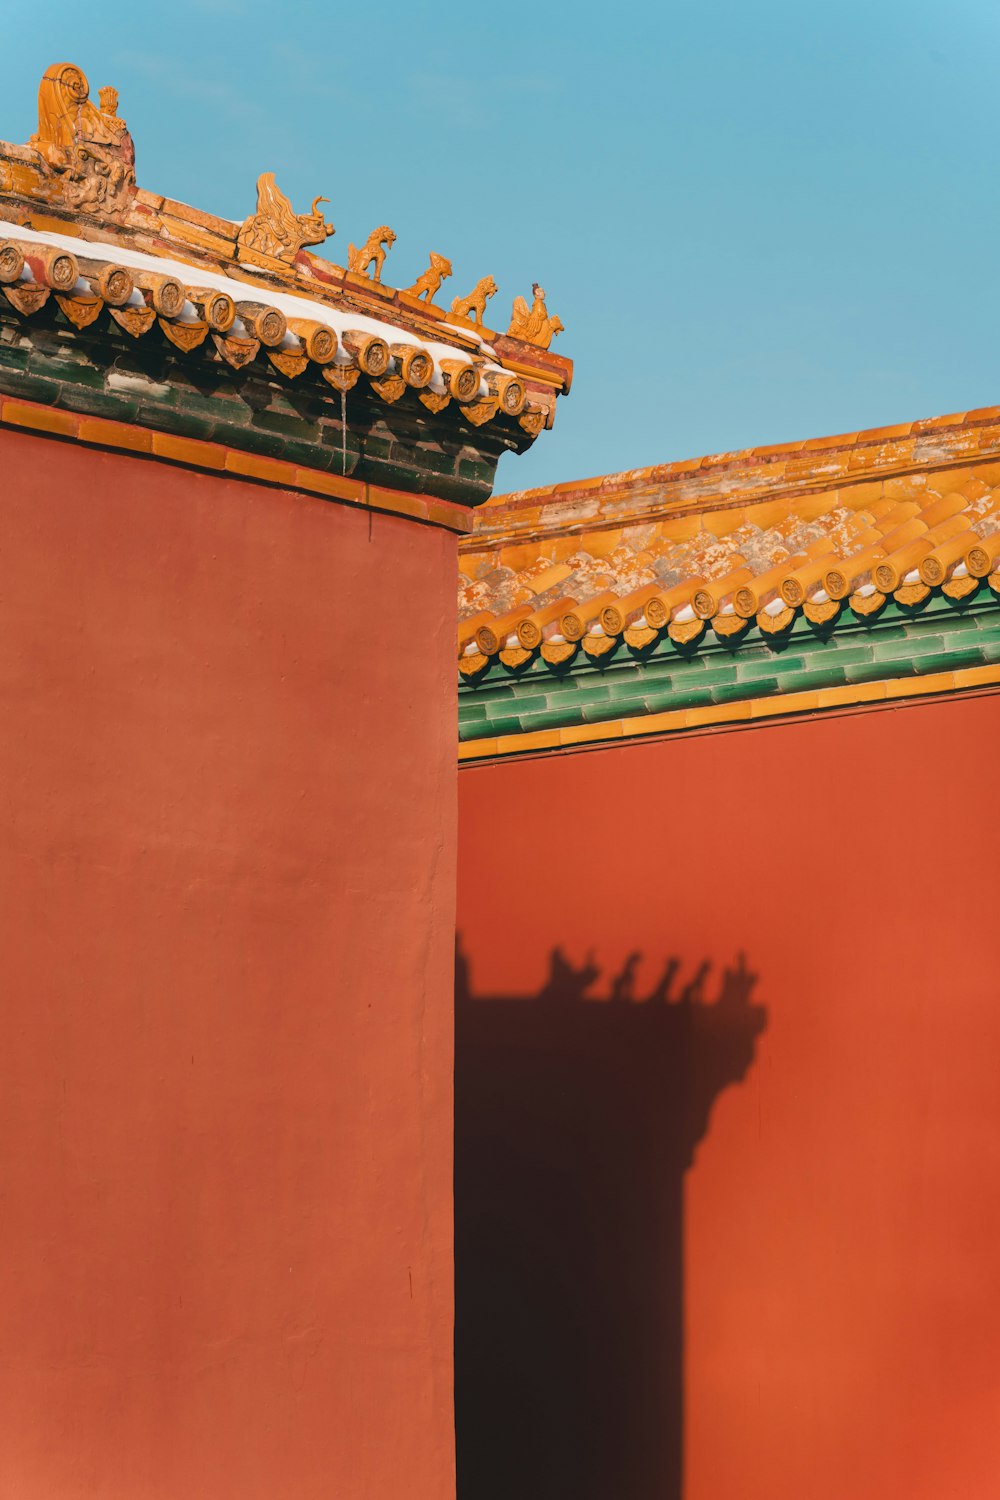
[458,592,1000,746]
[0,223,544,439]
[458,431,1000,681]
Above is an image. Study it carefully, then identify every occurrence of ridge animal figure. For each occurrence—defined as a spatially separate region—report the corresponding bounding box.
[238,173,333,263]
[347,226,396,282]
[451,275,497,327]
[406,251,453,303]
[507,282,564,350]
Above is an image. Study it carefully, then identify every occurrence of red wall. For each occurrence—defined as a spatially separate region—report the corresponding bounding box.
[0,427,456,1500]
[457,692,1000,1500]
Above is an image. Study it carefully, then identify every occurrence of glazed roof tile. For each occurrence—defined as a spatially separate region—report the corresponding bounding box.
[458,407,1000,671]
[0,219,513,405]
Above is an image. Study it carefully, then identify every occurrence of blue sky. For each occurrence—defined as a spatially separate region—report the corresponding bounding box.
[7,2,1000,492]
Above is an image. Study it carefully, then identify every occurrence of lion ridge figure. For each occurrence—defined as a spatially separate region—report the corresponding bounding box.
[348,226,396,282]
[451,275,497,328]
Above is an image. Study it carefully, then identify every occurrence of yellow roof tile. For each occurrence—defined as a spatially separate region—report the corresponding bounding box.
[459,409,1000,669]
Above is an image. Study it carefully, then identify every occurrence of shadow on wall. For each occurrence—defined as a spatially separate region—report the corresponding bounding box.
[454,940,766,1500]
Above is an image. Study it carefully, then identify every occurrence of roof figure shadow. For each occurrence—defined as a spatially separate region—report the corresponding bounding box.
[455,939,766,1500]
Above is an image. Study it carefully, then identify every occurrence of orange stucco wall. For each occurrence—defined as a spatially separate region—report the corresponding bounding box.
[0,427,456,1500]
[456,693,1000,1500]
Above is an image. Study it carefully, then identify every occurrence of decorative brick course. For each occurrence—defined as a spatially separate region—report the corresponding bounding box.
[0,392,473,534]
[459,667,1000,760]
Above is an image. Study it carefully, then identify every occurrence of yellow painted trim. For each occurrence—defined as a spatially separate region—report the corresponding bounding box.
[457,662,1000,761]
[487,356,566,391]
[0,395,472,534]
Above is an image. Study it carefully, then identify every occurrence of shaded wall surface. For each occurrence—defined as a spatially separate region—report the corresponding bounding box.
[456,692,1000,1500]
[0,428,456,1500]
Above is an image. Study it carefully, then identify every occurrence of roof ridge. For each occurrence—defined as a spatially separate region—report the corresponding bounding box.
[487,404,1000,512]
